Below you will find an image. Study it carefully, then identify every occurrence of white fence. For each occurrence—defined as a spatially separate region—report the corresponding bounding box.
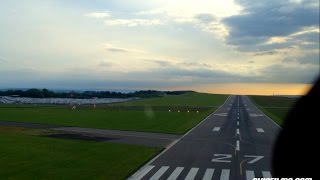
[0,96,135,105]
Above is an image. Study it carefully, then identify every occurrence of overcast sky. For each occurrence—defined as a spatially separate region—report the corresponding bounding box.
[0,0,319,94]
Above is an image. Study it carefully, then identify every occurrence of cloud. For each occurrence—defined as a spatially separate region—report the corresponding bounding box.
[282,53,320,65]
[150,60,172,66]
[223,0,319,53]
[98,61,113,67]
[259,63,319,83]
[147,59,214,69]
[104,44,146,54]
[178,62,213,68]
[104,19,163,26]
[135,8,165,15]
[84,12,110,18]
[194,13,216,23]
[0,56,8,62]
[253,50,284,56]
[134,8,229,38]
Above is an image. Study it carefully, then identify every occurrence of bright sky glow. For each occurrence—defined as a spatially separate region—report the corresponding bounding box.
[0,0,319,95]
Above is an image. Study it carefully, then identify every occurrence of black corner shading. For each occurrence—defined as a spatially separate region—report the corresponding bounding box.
[273,76,319,178]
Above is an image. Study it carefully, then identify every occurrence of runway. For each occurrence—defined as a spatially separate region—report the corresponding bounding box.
[129,95,281,180]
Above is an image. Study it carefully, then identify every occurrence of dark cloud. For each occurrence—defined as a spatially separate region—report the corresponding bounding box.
[223,0,319,52]
[254,50,284,56]
[259,63,319,83]
[281,53,320,65]
[293,31,320,44]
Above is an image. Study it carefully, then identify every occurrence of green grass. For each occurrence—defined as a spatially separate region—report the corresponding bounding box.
[250,96,298,126]
[0,107,212,134]
[0,93,227,134]
[0,127,159,180]
[118,92,228,107]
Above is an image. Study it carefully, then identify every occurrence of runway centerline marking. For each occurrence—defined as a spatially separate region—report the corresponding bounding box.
[213,127,221,132]
[236,140,240,151]
[237,121,239,126]
[236,129,240,135]
[256,128,264,133]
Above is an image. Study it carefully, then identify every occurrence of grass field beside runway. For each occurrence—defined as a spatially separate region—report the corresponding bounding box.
[0,126,159,180]
[117,92,228,106]
[250,96,298,126]
[0,93,227,134]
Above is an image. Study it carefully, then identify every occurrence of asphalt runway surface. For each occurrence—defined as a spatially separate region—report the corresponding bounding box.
[129,95,281,180]
[0,120,180,148]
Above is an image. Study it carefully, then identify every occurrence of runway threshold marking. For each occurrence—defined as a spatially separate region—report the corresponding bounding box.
[185,168,199,180]
[246,171,255,180]
[202,168,215,180]
[130,165,154,180]
[167,167,184,180]
[256,128,264,133]
[262,171,272,178]
[213,127,221,132]
[150,166,169,180]
[220,169,230,180]
[130,165,270,180]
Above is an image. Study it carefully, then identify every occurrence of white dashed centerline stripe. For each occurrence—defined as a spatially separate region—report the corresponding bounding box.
[256,128,264,133]
[237,121,239,126]
[185,168,199,180]
[129,165,154,180]
[236,129,239,135]
[237,117,239,120]
[246,171,255,180]
[236,140,240,151]
[213,127,221,132]
[220,169,230,180]
[150,166,169,180]
[262,171,272,178]
[167,167,184,180]
[202,168,214,180]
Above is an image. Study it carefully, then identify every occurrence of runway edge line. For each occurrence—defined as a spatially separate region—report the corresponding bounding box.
[127,95,232,180]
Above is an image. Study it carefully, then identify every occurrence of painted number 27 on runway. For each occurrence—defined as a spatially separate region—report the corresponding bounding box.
[211,154,232,163]
[212,154,264,164]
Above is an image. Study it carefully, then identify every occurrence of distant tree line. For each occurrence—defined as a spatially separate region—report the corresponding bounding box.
[0,89,193,98]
